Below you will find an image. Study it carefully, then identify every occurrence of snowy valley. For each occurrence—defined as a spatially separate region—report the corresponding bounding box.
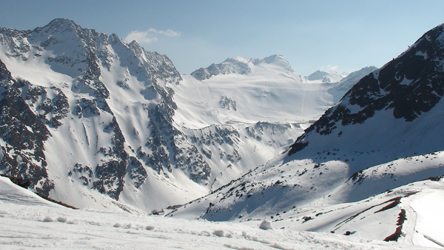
[0,18,370,211]
[168,22,444,248]
[0,18,444,249]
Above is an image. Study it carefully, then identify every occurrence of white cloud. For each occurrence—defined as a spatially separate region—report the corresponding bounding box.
[320,65,339,72]
[124,28,181,44]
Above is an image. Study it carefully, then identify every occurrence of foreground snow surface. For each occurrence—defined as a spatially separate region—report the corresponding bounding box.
[0,177,434,249]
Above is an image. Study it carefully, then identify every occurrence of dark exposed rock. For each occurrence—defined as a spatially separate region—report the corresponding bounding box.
[68,163,93,186]
[74,98,100,118]
[384,209,406,242]
[288,141,309,156]
[127,157,147,189]
[93,160,126,200]
[219,96,237,111]
[139,105,211,184]
[19,80,69,128]
[191,58,251,80]
[0,173,31,189]
[0,60,53,195]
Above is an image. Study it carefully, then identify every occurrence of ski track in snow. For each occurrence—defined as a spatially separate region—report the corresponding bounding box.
[409,189,444,248]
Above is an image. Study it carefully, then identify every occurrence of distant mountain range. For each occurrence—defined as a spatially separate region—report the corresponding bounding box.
[0,18,372,211]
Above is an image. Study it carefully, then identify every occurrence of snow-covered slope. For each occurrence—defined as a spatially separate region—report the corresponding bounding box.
[168,23,444,248]
[176,56,376,128]
[328,66,378,103]
[175,55,331,127]
[0,175,434,250]
[305,70,344,83]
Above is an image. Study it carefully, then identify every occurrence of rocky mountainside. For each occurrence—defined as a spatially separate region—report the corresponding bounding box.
[0,18,210,209]
[168,23,444,247]
[288,23,444,162]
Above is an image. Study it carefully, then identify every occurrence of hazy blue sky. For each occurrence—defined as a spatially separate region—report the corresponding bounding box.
[0,0,443,75]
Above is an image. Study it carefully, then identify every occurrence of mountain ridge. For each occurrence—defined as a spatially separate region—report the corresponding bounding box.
[190,54,295,81]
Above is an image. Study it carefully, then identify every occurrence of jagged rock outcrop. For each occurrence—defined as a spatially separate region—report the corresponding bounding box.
[0,60,54,195]
[191,57,252,81]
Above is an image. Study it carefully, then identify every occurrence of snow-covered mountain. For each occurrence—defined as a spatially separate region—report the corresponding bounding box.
[167,23,444,248]
[0,18,210,210]
[0,19,370,211]
[328,66,378,103]
[175,55,376,128]
[191,55,294,81]
[170,55,375,190]
[305,70,344,83]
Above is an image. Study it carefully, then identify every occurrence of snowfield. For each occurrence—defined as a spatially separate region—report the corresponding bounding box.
[0,176,435,250]
[173,56,376,129]
[167,149,444,248]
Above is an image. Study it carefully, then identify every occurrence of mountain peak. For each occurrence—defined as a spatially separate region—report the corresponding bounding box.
[307,70,343,83]
[37,18,80,33]
[47,18,77,26]
[191,55,293,80]
[191,57,252,80]
[261,54,285,64]
[254,54,293,72]
[224,56,251,64]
